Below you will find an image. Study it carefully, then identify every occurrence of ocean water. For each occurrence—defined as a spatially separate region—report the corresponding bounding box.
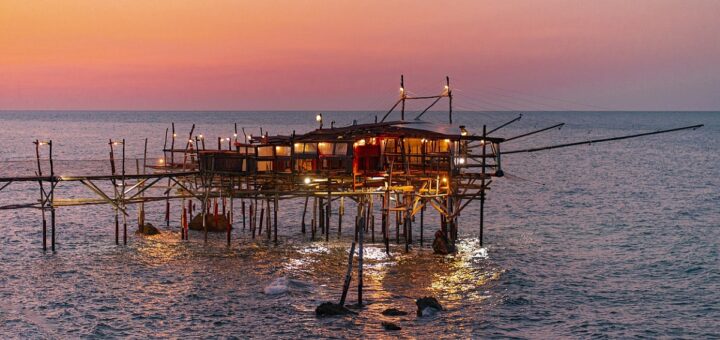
[0,111,717,338]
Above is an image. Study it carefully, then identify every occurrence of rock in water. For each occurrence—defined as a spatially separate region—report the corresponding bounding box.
[137,223,160,235]
[420,307,439,317]
[381,308,408,316]
[432,230,456,254]
[315,302,356,316]
[381,321,401,331]
[263,277,289,295]
[188,214,231,232]
[416,297,443,317]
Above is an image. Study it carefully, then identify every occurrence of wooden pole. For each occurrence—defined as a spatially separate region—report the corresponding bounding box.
[326,178,331,242]
[338,196,344,237]
[339,241,356,306]
[420,199,425,247]
[395,193,401,244]
[383,190,389,255]
[273,194,278,244]
[109,139,119,245]
[250,201,255,239]
[480,124,486,247]
[34,140,47,251]
[266,198,271,240]
[49,141,55,251]
[318,197,324,235]
[312,197,317,240]
[301,195,308,234]
[357,207,365,306]
[122,139,127,246]
[182,202,187,240]
[242,199,246,230]
[369,195,375,243]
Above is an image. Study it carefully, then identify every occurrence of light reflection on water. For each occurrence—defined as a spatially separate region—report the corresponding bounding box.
[0,111,718,338]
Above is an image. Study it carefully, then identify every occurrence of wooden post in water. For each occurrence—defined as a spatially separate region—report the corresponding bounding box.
[395,193,401,244]
[266,198,271,241]
[258,203,264,237]
[420,199,425,247]
[338,196,344,237]
[109,139,119,245]
[383,189,390,255]
[242,199,246,230]
[357,203,365,306]
[326,178,331,242]
[273,194,278,244]
[49,140,56,251]
[301,195,308,234]
[369,195,375,243]
[312,197,317,240]
[122,139,127,246]
[318,197,324,236]
[250,201,255,240]
[34,140,47,251]
[480,124,486,247]
[339,241,356,307]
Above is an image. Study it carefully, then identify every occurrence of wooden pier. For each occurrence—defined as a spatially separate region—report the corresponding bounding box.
[0,76,704,256]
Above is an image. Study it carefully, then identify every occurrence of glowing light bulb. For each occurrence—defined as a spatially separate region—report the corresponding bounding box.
[304,177,311,184]
[316,113,323,122]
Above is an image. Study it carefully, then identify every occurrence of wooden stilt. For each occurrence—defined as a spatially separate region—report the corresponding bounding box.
[339,241,356,306]
[312,197,317,240]
[357,206,365,306]
[338,196,343,237]
[273,194,278,244]
[50,206,55,251]
[301,195,308,234]
[266,199,271,240]
[115,212,119,245]
[420,200,425,247]
[480,124,486,247]
[242,200,246,230]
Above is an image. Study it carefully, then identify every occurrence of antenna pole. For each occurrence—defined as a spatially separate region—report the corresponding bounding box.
[400,75,405,120]
[447,76,452,124]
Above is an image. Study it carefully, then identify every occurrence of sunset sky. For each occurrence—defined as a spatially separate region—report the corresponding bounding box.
[1,0,719,111]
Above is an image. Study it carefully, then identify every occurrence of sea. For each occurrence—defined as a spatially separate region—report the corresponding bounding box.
[0,111,717,339]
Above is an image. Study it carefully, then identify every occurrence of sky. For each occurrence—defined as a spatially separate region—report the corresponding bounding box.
[1,0,719,111]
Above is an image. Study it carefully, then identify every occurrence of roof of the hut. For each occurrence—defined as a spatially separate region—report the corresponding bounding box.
[295,121,504,143]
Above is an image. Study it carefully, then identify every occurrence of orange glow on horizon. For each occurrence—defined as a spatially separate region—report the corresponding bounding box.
[1,0,719,110]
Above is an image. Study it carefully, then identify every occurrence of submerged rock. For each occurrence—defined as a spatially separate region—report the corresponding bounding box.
[264,277,290,295]
[416,297,443,317]
[136,223,160,235]
[263,277,314,295]
[315,302,356,317]
[381,321,401,331]
[381,308,408,316]
[432,230,456,254]
[188,214,231,232]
